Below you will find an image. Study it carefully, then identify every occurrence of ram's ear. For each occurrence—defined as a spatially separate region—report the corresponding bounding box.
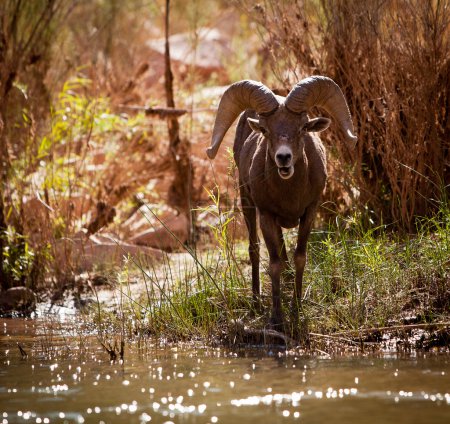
[303,117,331,133]
[247,117,267,134]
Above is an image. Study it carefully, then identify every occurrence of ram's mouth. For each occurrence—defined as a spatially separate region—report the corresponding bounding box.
[278,166,294,179]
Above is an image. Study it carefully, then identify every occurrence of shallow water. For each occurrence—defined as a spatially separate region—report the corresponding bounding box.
[0,318,449,423]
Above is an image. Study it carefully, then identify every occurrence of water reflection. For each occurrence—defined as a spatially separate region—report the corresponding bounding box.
[0,318,449,423]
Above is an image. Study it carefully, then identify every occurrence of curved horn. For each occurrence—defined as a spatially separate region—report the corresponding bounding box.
[284,76,357,143]
[207,80,279,159]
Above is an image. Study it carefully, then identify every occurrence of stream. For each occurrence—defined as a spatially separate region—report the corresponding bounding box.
[0,318,449,423]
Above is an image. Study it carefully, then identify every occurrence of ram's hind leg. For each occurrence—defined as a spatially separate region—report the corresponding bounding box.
[294,203,318,306]
[291,203,318,339]
[240,190,260,306]
[279,232,291,281]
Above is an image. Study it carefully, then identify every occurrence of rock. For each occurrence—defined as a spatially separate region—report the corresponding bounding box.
[91,274,109,286]
[77,241,164,270]
[53,234,163,273]
[0,287,37,316]
[195,209,248,244]
[128,213,189,252]
[121,204,175,237]
[146,28,231,81]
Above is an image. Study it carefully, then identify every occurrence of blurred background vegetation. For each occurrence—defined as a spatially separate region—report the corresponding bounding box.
[0,0,448,299]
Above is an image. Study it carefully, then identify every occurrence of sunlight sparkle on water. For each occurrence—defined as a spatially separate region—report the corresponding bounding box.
[1,321,448,424]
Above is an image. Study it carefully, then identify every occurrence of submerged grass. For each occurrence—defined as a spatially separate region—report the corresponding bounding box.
[88,195,449,350]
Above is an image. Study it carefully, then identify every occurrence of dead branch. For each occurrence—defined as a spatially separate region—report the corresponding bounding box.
[17,342,28,358]
[99,340,117,361]
[163,0,194,220]
[309,332,360,345]
[117,104,217,117]
[241,327,297,346]
[229,320,297,346]
[332,322,450,337]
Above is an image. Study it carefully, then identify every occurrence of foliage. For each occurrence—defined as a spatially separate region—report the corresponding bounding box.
[38,76,150,203]
[1,227,35,285]
[0,0,71,290]
[0,74,162,290]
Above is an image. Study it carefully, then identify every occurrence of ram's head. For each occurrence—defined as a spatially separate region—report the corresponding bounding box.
[206,76,357,180]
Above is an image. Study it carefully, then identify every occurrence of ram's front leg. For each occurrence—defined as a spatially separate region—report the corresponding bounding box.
[260,212,284,329]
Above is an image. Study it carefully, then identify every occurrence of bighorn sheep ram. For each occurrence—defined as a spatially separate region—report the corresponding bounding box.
[206,76,356,329]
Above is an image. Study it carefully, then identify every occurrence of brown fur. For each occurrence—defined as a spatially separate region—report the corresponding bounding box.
[233,106,328,332]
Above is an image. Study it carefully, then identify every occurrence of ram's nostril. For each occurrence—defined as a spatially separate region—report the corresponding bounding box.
[276,152,292,165]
